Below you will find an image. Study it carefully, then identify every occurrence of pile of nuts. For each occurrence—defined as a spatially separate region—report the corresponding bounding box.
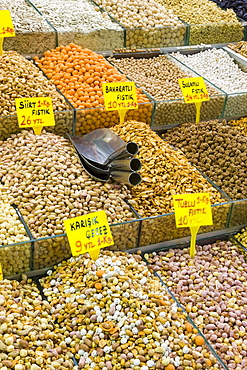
[0,185,31,276]
[94,0,186,48]
[0,0,56,54]
[0,51,72,140]
[147,240,247,370]
[29,0,124,51]
[0,130,137,267]
[164,120,247,200]
[41,250,222,370]
[35,45,152,135]
[0,276,77,369]
[173,48,247,117]
[156,0,243,44]
[111,120,224,217]
[234,227,247,248]
[109,54,224,125]
[228,41,247,58]
[228,117,247,137]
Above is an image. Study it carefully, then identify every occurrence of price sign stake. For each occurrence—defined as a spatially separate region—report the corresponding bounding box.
[0,10,15,56]
[0,263,3,281]
[102,81,138,124]
[178,77,210,124]
[15,97,55,135]
[173,193,213,258]
[64,210,114,261]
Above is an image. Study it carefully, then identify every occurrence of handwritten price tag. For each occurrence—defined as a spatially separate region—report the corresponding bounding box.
[15,97,55,135]
[0,10,15,37]
[64,210,114,261]
[178,77,209,124]
[102,81,138,111]
[178,77,209,104]
[102,81,138,124]
[173,193,213,258]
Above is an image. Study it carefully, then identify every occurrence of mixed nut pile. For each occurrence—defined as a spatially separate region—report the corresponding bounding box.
[147,240,247,370]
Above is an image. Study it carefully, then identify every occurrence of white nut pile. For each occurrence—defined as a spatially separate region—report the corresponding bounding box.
[173,48,247,117]
[30,0,124,51]
[0,185,31,277]
[0,0,56,54]
[0,277,77,370]
[94,0,186,48]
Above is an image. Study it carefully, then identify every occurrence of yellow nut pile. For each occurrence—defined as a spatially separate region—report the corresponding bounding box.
[234,227,247,247]
[228,41,247,58]
[0,185,31,276]
[111,121,223,218]
[41,250,221,370]
[228,117,247,136]
[0,277,77,369]
[156,0,243,44]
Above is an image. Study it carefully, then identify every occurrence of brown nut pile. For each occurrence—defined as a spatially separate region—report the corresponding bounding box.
[228,117,247,137]
[147,240,247,370]
[228,41,247,58]
[41,250,222,370]
[0,51,72,139]
[0,276,76,369]
[111,121,224,218]
[108,55,224,125]
[0,130,135,239]
[164,120,247,200]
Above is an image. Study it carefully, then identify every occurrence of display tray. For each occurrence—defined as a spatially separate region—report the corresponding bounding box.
[170,45,247,119]
[107,51,226,126]
[142,230,247,370]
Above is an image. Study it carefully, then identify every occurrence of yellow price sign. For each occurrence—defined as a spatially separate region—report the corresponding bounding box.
[178,77,210,123]
[102,81,138,124]
[0,263,3,281]
[64,210,114,261]
[15,97,55,135]
[173,193,213,258]
[0,10,15,37]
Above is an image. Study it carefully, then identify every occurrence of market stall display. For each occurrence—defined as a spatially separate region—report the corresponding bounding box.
[34,44,153,135]
[0,51,73,140]
[172,48,247,118]
[0,185,31,276]
[111,121,230,245]
[163,120,247,201]
[155,0,244,44]
[0,0,56,54]
[0,130,138,268]
[147,240,247,370]
[92,0,187,48]
[41,250,223,370]
[0,277,77,369]
[108,53,225,126]
[28,0,124,51]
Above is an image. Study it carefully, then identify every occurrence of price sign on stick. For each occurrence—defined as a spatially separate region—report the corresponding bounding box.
[15,97,55,135]
[0,10,15,56]
[173,193,213,258]
[178,77,210,124]
[64,210,114,261]
[102,81,138,124]
[0,263,3,281]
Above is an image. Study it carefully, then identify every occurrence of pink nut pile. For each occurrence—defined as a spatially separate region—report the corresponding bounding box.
[147,241,247,370]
